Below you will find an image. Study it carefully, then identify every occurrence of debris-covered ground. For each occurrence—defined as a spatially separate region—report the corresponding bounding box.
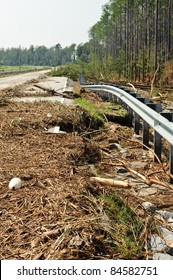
[0,82,173,260]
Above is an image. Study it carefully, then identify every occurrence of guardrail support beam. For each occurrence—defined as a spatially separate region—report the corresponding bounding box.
[142,121,149,149]
[113,95,117,103]
[108,92,113,101]
[161,112,173,184]
[147,104,162,162]
[134,113,140,134]
[128,107,133,127]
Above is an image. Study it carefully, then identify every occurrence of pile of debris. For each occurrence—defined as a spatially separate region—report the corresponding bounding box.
[0,86,173,260]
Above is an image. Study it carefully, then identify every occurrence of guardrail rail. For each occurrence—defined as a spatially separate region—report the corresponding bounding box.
[79,74,173,183]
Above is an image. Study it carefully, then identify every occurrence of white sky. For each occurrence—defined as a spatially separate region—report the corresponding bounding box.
[0,0,108,49]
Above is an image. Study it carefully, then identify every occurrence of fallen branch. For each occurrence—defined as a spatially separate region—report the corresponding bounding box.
[127,83,137,92]
[118,160,173,189]
[34,84,63,96]
[34,84,74,98]
[90,177,130,188]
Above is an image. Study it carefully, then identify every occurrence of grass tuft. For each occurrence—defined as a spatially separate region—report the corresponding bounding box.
[99,194,144,259]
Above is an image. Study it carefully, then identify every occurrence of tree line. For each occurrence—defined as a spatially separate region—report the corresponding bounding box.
[1,0,173,83]
[0,43,76,67]
[82,0,173,83]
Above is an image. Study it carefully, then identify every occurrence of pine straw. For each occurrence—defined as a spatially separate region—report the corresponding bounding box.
[0,101,123,260]
[1,99,172,260]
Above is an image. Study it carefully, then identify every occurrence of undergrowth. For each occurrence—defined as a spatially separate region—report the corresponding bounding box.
[99,194,145,259]
[74,98,105,127]
[51,63,82,81]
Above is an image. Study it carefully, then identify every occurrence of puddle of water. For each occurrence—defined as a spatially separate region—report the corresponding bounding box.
[11,96,74,106]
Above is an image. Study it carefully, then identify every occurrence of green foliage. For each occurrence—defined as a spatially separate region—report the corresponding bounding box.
[87,0,173,83]
[74,98,104,126]
[0,43,76,67]
[51,63,82,81]
[99,194,144,259]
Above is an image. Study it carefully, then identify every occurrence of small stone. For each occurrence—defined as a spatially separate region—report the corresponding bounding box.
[166,247,173,256]
[138,187,158,196]
[116,167,127,174]
[129,161,148,171]
[167,218,173,228]
[153,253,173,260]
[160,227,173,247]
[139,151,146,157]
[150,235,166,251]
[142,202,157,213]
[158,210,173,220]
[9,177,22,190]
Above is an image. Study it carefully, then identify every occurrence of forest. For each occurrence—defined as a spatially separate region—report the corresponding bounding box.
[0,43,76,67]
[0,0,173,84]
[86,0,173,84]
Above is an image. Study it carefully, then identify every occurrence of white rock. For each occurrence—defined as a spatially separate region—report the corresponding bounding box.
[160,227,173,247]
[150,235,166,251]
[167,218,173,228]
[9,178,22,190]
[46,113,52,118]
[153,253,173,260]
[142,202,157,213]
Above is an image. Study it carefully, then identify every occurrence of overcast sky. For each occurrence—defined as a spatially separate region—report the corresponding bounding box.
[0,0,108,49]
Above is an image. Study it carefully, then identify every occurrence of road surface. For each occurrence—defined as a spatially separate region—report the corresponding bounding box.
[0,70,50,90]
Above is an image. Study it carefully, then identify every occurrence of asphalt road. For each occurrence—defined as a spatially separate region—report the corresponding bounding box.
[0,70,50,90]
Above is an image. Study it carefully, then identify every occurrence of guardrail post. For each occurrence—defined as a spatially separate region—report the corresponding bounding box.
[147,104,162,162]
[128,107,133,127]
[113,95,117,103]
[118,97,123,105]
[161,112,173,184]
[136,98,151,149]
[108,92,113,101]
[122,92,142,130]
[137,97,151,104]
[100,91,108,101]
[142,121,149,149]
[134,112,140,134]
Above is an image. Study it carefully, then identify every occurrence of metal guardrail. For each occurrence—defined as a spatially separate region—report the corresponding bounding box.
[80,76,173,183]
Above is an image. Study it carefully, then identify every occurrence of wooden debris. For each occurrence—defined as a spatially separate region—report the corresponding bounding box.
[33,84,75,98]
[127,82,137,92]
[90,177,130,188]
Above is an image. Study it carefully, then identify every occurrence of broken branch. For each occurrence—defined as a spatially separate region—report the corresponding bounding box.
[90,177,130,188]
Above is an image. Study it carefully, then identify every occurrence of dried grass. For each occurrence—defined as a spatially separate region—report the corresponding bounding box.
[0,100,120,260]
[0,94,172,260]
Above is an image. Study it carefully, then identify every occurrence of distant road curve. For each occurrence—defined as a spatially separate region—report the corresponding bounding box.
[0,70,50,90]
